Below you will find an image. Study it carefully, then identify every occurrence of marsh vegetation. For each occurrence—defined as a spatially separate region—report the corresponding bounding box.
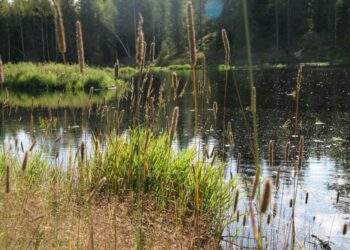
[1,0,350,250]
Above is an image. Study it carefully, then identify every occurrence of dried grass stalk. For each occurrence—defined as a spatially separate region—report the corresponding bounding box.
[114,59,119,80]
[22,151,29,171]
[187,1,197,66]
[6,165,10,193]
[221,29,231,66]
[0,56,4,86]
[297,136,304,171]
[149,41,156,64]
[169,106,179,146]
[87,177,107,203]
[53,0,67,63]
[76,21,85,73]
[136,14,145,67]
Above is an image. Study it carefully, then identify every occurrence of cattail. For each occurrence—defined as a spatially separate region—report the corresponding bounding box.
[20,142,24,153]
[29,139,37,152]
[221,29,230,66]
[80,141,85,161]
[285,141,290,161]
[289,198,293,208]
[236,210,240,223]
[149,41,156,64]
[171,72,178,89]
[53,0,67,63]
[136,14,144,66]
[210,150,218,166]
[213,101,218,119]
[169,106,179,146]
[251,87,256,114]
[267,214,271,225]
[296,65,303,91]
[75,21,85,73]
[260,179,272,213]
[237,153,241,173]
[0,55,4,87]
[233,190,239,212]
[268,140,274,167]
[337,192,340,203]
[87,177,107,203]
[297,136,304,171]
[276,167,280,189]
[243,214,247,226]
[5,165,10,193]
[273,203,277,217]
[22,151,29,171]
[251,174,258,199]
[343,224,348,235]
[187,1,197,66]
[114,59,119,80]
[305,192,309,204]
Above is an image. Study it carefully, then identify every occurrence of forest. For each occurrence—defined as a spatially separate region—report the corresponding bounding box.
[1,0,350,66]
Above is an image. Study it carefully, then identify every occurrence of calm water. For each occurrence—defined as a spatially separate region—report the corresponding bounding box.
[1,67,350,249]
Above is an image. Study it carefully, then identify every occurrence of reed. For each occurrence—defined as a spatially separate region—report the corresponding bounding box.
[186,1,198,127]
[260,179,272,213]
[114,59,119,80]
[75,21,85,74]
[168,106,179,146]
[268,140,274,167]
[237,153,241,173]
[233,190,239,212]
[0,55,4,89]
[5,165,10,193]
[295,65,303,134]
[251,86,256,114]
[285,141,290,161]
[276,167,280,189]
[149,41,156,65]
[87,177,107,203]
[297,136,304,172]
[136,14,145,67]
[21,151,29,171]
[221,29,231,67]
[343,224,348,235]
[53,0,67,64]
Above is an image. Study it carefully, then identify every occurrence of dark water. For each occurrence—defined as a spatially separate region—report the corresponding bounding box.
[1,67,350,249]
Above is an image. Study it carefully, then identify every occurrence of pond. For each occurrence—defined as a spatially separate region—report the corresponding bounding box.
[1,67,350,249]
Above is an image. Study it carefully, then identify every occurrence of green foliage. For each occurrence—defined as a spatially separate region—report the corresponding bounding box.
[2,63,126,91]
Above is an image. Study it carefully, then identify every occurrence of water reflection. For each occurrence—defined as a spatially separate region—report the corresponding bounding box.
[1,67,350,248]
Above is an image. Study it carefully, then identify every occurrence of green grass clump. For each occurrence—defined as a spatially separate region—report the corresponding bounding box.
[0,127,237,246]
[3,62,126,92]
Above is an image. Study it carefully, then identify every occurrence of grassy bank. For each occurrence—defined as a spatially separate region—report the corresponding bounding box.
[1,63,133,91]
[0,128,237,249]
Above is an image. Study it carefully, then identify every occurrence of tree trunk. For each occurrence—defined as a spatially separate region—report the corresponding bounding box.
[7,27,11,61]
[19,16,25,60]
[41,17,46,62]
[275,0,279,55]
[45,16,50,61]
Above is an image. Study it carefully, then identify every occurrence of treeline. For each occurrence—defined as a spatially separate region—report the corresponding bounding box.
[0,0,350,66]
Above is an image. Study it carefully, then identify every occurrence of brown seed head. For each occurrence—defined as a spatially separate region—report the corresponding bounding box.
[187,1,197,66]
[53,0,66,56]
[260,178,272,213]
[75,21,85,73]
[221,29,231,66]
[22,151,29,171]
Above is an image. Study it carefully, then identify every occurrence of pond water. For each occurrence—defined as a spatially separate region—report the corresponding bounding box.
[1,67,350,249]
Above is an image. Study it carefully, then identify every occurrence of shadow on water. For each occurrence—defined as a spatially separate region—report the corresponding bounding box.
[1,67,350,248]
